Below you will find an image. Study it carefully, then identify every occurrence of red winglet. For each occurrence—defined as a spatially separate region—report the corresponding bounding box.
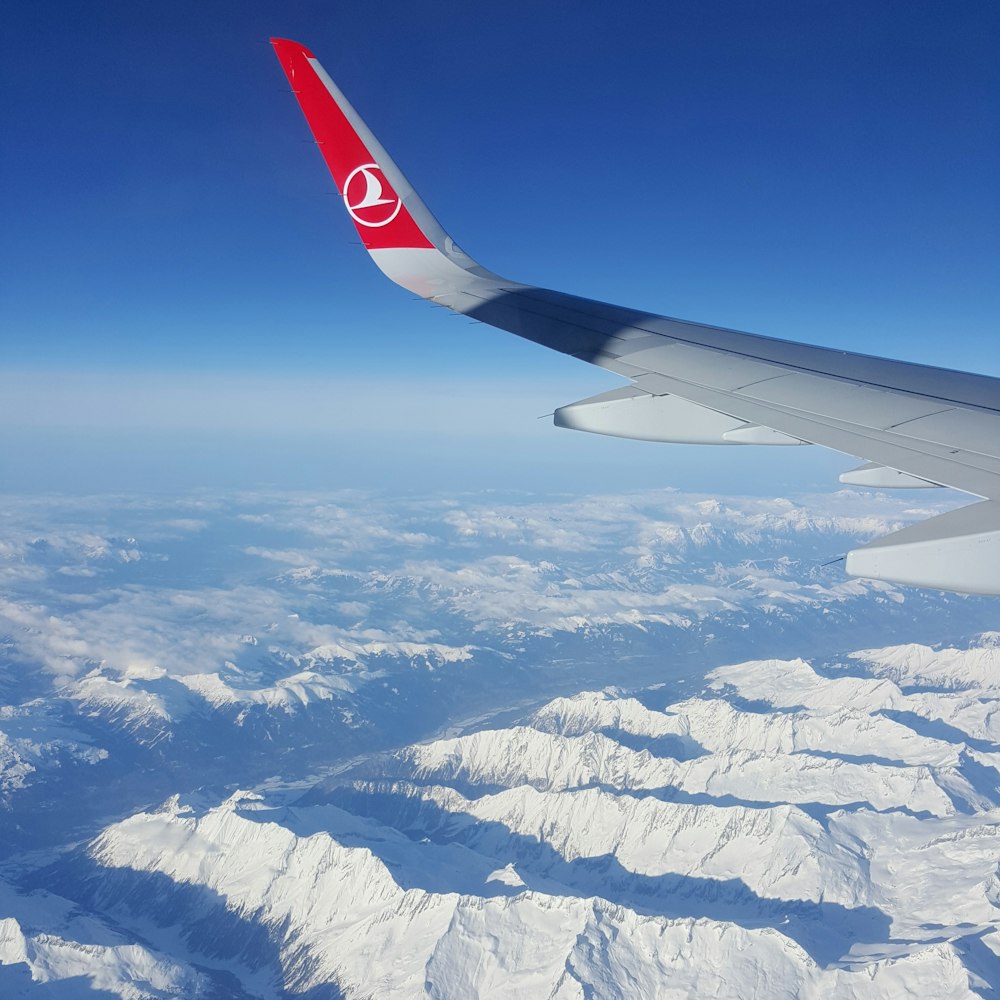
[271,38,433,251]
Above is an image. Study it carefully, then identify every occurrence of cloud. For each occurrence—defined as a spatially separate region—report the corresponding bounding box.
[162,518,208,532]
[0,486,979,697]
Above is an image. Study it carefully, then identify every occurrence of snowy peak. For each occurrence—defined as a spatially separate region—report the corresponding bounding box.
[39,639,1000,998]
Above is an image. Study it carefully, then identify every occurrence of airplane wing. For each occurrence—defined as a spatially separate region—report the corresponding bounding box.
[271,38,1000,596]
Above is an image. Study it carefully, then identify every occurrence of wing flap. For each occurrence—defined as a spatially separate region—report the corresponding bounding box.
[622,366,1000,498]
[887,408,1000,459]
[736,374,954,429]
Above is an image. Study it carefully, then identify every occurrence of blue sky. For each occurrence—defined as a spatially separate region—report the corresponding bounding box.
[2,1,997,492]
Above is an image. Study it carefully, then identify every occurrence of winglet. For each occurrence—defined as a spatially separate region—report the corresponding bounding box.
[271,39,499,298]
[271,38,434,251]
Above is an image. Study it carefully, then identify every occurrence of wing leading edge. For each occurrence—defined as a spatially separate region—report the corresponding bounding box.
[271,38,1000,595]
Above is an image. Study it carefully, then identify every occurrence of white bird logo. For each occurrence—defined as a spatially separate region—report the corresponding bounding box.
[344,164,402,227]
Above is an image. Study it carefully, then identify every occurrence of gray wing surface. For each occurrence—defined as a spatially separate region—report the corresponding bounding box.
[273,37,1000,595]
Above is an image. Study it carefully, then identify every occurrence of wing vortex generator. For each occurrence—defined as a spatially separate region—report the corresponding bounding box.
[271,37,1000,596]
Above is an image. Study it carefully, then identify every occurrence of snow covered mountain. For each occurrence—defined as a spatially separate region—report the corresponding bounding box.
[27,638,1000,998]
[3,489,1000,996]
[0,876,253,998]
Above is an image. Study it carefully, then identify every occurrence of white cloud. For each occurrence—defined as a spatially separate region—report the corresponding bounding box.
[0,487,981,700]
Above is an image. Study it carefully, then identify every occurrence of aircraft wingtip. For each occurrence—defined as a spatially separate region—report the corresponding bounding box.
[270,38,315,58]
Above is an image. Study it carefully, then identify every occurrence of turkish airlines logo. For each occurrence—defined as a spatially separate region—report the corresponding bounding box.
[343,163,402,228]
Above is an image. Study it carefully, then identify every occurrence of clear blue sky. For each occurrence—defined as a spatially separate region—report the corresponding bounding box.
[2,1,997,492]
